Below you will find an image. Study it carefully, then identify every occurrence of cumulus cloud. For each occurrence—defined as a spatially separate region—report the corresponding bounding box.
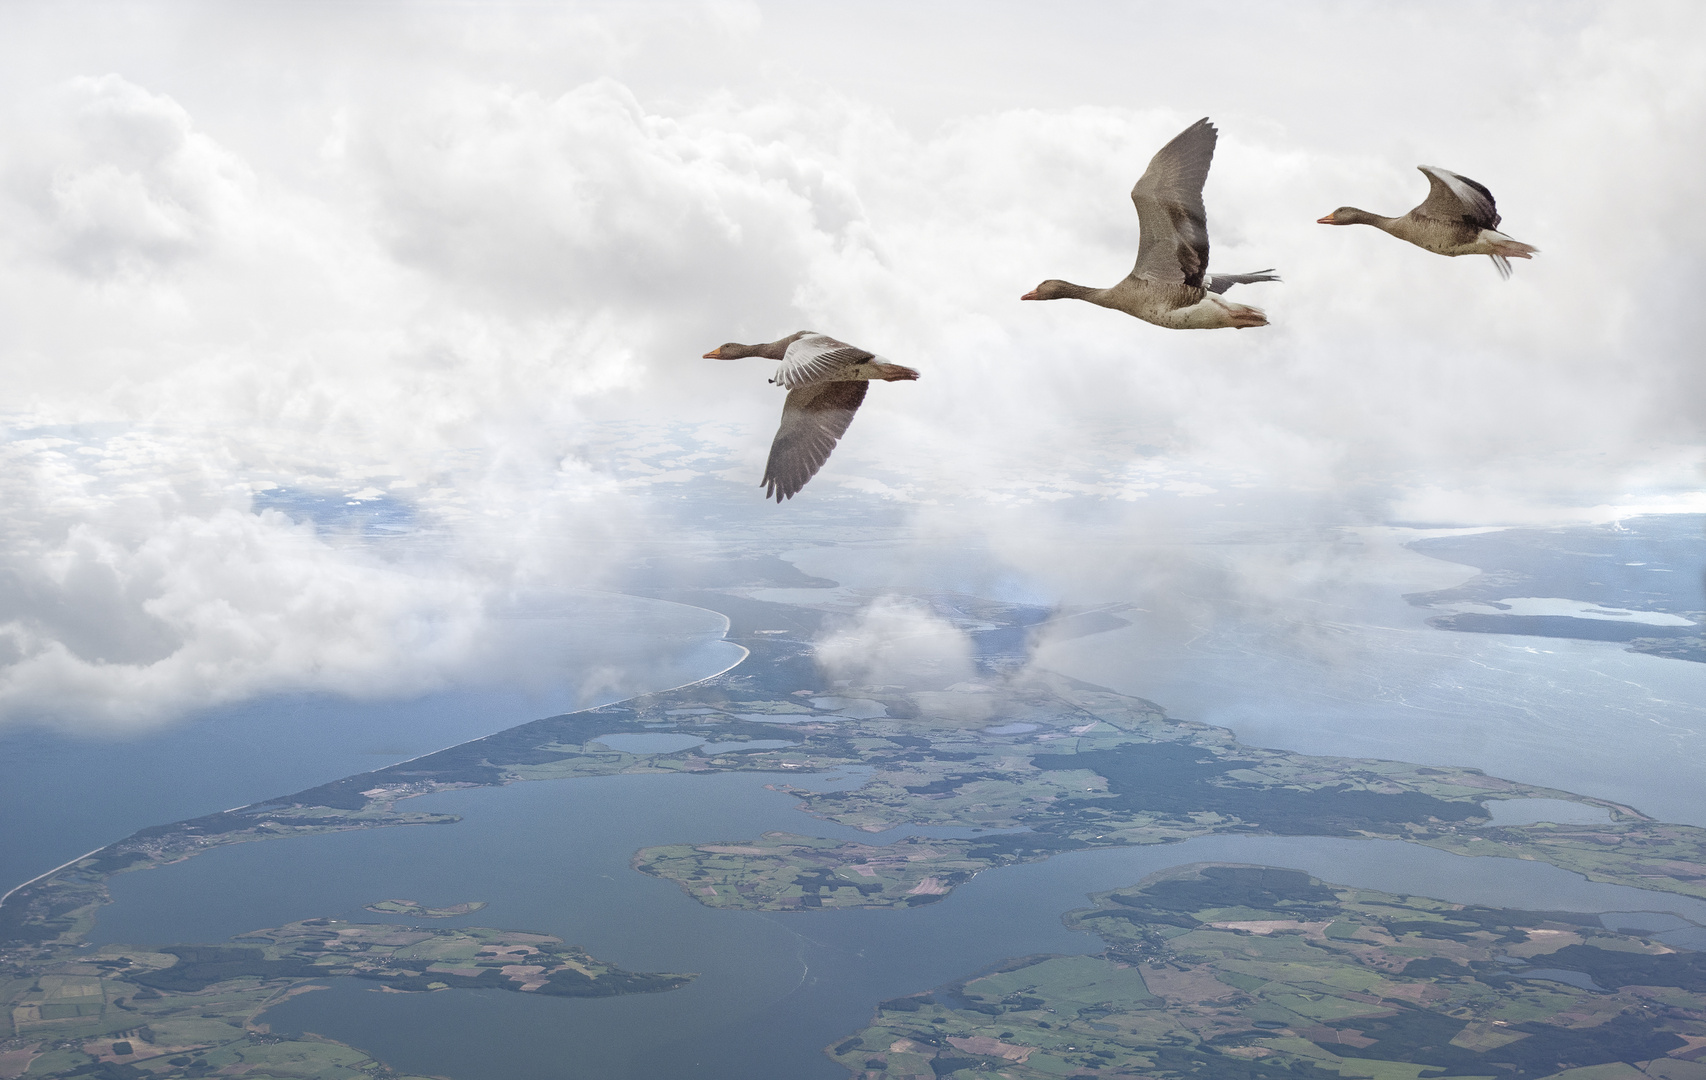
[815,597,975,688]
[23,74,254,278]
[0,432,489,730]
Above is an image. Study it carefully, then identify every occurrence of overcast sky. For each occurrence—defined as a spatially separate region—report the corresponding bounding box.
[1,0,1701,731]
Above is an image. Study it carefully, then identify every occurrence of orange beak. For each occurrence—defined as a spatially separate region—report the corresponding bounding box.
[1020,289,1039,301]
[1316,214,1337,224]
[702,349,721,359]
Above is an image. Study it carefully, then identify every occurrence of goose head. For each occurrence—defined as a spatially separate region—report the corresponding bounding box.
[1317,207,1375,226]
[1020,279,1090,301]
[703,342,758,359]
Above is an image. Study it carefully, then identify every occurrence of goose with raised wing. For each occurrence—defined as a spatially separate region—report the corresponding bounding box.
[704,332,919,502]
[1021,117,1278,329]
[1317,166,1537,278]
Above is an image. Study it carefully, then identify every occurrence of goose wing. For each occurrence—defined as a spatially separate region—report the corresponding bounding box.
[1129,117,1217,288]
[1416,166,1501,229]
[773,333,874,390]
[763,380,869,501]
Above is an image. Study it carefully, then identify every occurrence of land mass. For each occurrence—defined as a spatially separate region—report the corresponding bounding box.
[828,862,1706,1080]
[3,585,1704,1078]
[1,918,689,1078]
[1406,514,1705,664]
[633,670,1706,911]
[362,900,487,919]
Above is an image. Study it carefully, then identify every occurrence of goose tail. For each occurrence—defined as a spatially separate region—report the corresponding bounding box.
[1228,303,1268,329]
[1482,231,1537,279]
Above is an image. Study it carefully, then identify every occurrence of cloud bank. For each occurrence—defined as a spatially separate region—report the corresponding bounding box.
[0,0,1700,730]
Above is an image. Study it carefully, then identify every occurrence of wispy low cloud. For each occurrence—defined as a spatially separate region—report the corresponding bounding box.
[815,596,975,688]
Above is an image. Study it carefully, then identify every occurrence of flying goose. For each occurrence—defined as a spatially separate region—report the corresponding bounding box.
[1021,117,1278,329]
[704,332,919,502]
[1317,166,1537,278]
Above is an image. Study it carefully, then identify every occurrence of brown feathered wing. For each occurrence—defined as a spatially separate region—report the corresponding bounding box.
[762,380,869,501]
[1129,117,1217,288]
[1416,166,1500,229]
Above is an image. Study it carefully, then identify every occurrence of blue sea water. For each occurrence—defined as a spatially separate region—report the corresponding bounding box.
[1047,592,1706,826]
[1003,522,1706,827]
[89,770,1706,1080]
[0,594,742,892]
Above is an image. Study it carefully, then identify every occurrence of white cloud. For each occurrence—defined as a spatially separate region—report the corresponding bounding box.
[0,433,485,730]
[815,597,975,688]
[39,75,255,276]
[0,1,1699,730]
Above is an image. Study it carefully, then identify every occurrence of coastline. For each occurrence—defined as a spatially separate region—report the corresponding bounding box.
[4,581,1704,1079]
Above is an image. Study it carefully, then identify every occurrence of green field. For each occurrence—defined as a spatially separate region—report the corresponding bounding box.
[635,831,995,908]
[827,863,1706,1080]
[361,899,488,919]
[0,919,693,1076]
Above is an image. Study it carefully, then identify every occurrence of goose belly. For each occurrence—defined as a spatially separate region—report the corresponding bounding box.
[1143,294,1254,330]
[1102,282,1208,326]
[1393,216,1481,256]
[1425,234,1514,258]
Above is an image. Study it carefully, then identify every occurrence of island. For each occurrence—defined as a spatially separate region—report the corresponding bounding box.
[827,862,1706,1079]
[1406,515,1705,665]
[634,666,1706,912]
[0,917,693,1077]
[362,899,487,919]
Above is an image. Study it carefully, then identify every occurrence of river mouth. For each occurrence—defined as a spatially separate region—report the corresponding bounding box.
[91,770,1706,1080]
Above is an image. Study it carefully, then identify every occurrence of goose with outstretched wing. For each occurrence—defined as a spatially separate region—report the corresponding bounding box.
[1021,117,1278,329]
[704,332,919,502]
[1318,165,1537,278]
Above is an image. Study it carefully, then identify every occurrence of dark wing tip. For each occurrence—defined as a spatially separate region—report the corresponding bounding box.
[1455,172,1496,201]
[1420,165,1501,223]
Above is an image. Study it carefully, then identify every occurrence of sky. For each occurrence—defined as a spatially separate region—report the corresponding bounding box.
[0,0,1702,733]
